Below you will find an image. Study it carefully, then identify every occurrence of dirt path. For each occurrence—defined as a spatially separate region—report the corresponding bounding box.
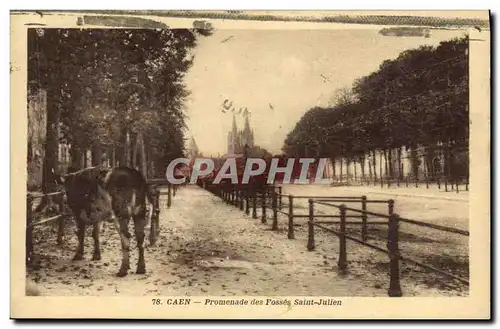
[27,185,381,297]
[27,185,466,297]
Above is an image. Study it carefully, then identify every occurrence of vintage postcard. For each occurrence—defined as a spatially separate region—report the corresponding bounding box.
[10,10,490,319]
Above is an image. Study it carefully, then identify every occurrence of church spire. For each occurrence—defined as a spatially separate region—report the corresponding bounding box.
[232,113,238,135]
[243,114,251,134]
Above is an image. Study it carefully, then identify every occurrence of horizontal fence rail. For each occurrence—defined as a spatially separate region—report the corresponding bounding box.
[308,199,470,293]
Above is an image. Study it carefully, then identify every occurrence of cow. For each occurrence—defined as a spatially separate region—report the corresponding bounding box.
[59,166,155,277]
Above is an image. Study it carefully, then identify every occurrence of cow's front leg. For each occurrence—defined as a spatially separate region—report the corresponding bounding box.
[72,211,85,261]
[113,216,131,277]
[92,221,103,261]
[133,212,146,274]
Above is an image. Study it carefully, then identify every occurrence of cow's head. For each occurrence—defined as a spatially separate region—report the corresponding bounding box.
[58,166,112,192]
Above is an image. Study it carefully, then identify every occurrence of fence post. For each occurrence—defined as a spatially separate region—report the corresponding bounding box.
[245,190,250,215]
[154,191,161,240]
[167,184,172,208]
[307,199,315,251]
[272,190,278,231]
[239,190,244,210]
[388,199,394,216]
[261,190,267,224]
[26,195,33,265]
[57,193,65,245]
[252,192,257,219]
[338,204,347,272]
[173,185,177,197]
[387,214,403,297]
[361,196,367,242]
[288,195,294,239]
[149,190,158,246]
[278,186,282,210]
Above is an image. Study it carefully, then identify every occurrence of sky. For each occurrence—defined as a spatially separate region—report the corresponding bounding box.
[183,27,467,156]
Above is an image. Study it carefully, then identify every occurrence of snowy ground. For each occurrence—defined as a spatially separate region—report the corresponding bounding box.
[26,184,468,297]
[279,184,469,294]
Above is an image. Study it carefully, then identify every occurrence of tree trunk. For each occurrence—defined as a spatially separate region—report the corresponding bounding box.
[426,144,436,179]
[125,131,131,167]
[41,89,60,194]
[91,142,103,166]
[106,145,115,167]
[330,156,336,180]
[368,154,373,180]
[69,144,83,171]
[410,147,420,179]
[139,133,147,179]
[372,150,377,180]
[83,149,89,168]
[383,149,388,180]
[345,158,350,182]
[118,127,130,167]
[397,147,402,180]
[387,149,394,178]
[147,148,154,179]
[132,132,139,170]
[340,158,343,183]
[379,152,383,182]
[360,156,366,181]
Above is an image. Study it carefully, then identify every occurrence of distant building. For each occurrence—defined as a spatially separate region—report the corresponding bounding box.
[227,114,254,155]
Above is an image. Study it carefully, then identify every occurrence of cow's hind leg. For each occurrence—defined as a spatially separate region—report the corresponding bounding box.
[113,216,131,277]
[92,221,103,261]
[133,208,147,274]
[72,211,85,261]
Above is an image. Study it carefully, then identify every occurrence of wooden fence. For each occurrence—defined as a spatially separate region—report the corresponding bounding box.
[26,191,67,265]
[201,182,470,296]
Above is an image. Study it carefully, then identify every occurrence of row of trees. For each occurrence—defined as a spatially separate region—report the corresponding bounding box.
[283,36,469,181]
[28,27,212,192]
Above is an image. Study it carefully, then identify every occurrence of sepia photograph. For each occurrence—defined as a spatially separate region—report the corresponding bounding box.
[10,10,491,319]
